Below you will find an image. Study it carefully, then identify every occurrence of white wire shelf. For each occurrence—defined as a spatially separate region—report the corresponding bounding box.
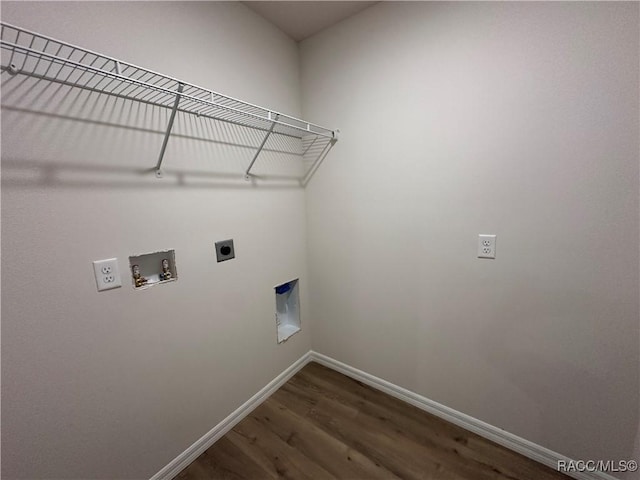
[0,22,338,182]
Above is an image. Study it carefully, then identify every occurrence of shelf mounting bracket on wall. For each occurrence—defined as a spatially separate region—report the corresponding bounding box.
[301,129,339,187]
[244,112,279,181]
[155,82,184,178]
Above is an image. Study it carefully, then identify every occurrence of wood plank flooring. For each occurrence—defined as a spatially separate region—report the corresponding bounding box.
[177,362,570,480]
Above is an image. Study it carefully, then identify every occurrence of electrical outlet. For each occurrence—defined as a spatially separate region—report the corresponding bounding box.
[477,234,497,259]
[93,258,122,291]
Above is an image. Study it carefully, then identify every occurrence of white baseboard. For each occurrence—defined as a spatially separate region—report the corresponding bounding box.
[151,349,621,480]
[309,351,621,480]
[150,351,313,480]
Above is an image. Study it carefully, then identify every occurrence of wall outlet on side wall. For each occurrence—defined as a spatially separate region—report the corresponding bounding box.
[477,234,497,259]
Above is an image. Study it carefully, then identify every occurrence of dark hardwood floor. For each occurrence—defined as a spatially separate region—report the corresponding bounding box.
[177,362,570,479]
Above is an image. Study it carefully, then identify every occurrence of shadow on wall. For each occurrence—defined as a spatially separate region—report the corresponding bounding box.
[1,70,333,190]
[479,274,640,462]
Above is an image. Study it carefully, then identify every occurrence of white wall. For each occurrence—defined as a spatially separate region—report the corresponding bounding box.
[1,2,311,478]
[3,2,639,479]
[301,1,639,472]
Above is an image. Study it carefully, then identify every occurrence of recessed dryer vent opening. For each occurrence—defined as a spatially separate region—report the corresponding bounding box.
[275,279,300,343]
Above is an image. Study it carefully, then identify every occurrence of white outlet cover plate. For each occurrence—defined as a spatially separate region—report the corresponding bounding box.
[93,258,122,291]
[477,234,497,259]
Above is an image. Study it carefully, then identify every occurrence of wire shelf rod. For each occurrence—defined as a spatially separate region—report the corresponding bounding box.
[244,114,279,179]
[2,39,334,139]
[0,21,334,138]
[155,83,184,176]
[0,66,305,141]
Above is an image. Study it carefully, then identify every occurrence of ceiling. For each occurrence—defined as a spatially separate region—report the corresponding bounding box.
[243,1,378,41]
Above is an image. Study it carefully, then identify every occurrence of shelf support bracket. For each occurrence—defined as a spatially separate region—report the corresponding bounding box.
[301,129,339,187]
[244,113,279,180]
[155,82,184,178]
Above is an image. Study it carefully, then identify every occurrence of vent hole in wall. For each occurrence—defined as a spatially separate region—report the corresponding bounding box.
[215,239,235,263]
